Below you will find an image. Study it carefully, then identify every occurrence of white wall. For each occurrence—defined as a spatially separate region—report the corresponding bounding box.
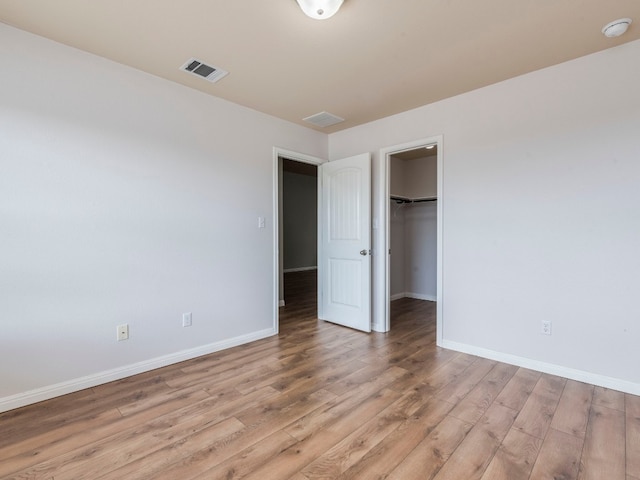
[404,202,437,300]
[389,160,405,198]
[389,200,405,298]
[390,203,437,301]
[0,24,326,411]
[330,40,640,393]
[283,171,317,271]
[405,156,437,199]
[390,155,436,199]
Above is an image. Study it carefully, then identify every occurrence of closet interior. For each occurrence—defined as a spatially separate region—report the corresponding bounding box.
[389,146,438,305]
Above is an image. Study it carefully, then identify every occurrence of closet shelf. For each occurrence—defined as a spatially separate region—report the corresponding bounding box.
[390,195,437,204]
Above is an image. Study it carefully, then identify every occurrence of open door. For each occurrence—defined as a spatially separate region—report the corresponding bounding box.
[318,153,371,332]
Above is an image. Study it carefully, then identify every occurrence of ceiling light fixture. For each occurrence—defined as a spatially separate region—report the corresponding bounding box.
[296,0,344,20]
[602,18,632,38]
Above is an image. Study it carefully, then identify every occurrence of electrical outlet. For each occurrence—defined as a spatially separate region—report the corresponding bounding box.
[541,320,551,335]
[117,324,129,341]
[182,312,192,327]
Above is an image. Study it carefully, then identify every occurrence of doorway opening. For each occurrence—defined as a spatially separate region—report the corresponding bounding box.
[273,148,323,332]
[381,137,443,342]
[281,158,318,309]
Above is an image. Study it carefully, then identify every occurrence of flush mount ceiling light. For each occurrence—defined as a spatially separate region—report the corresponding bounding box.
[602,18,632,38]
[296,0,344,20]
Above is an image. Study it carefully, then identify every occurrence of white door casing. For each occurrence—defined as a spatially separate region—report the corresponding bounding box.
[318,153,371,332]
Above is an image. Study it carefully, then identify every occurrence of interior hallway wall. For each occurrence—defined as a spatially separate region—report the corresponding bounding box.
[283,171,317,271]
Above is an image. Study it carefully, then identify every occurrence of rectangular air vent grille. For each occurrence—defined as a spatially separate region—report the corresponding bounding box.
[303,111,345,128]
[180,58,228,83]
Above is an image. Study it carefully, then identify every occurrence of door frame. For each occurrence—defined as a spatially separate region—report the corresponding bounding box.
[272,147,324,334]
[379,136,444,344]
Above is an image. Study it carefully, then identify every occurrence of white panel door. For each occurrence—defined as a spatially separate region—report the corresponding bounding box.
[319,153,371,332]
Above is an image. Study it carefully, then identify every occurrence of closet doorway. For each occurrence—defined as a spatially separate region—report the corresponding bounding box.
[382,137,443,338]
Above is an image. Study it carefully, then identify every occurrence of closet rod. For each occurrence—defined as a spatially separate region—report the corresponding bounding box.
[390,195,437,204]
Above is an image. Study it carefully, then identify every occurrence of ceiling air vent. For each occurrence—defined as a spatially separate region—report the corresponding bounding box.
[303,111,345,128]
[180,58,228,83]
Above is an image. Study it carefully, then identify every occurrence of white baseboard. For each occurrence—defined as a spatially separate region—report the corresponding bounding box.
[0,327,277,413]
[406,292,437,302]
[439,339,640,396]
[283,266,317,273]
[278,300,285,307]
[390,292,437,302]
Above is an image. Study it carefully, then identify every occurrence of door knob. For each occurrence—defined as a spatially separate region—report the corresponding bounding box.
[360,249,369,256]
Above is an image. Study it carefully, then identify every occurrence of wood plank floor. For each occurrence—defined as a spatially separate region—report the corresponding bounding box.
[1,270,638,479]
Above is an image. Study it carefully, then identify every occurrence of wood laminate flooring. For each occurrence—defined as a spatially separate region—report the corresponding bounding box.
[1,270,639,479]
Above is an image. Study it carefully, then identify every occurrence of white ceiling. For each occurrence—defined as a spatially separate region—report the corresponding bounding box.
[1,0,638,133]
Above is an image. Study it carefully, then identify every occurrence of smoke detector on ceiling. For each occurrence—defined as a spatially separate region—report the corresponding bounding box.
[602,18,632,38]
[180,58,228,83]
[303,111,345,128]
